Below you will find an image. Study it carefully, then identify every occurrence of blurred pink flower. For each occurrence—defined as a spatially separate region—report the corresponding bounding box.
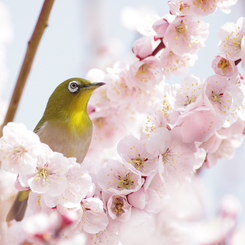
[0,122,41,175]
[129,57,163,91]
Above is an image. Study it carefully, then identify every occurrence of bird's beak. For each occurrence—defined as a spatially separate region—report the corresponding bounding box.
[86,82,105,90]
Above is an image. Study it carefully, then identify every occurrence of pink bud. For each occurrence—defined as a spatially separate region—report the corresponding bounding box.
[132,37,153,60]
[152,18,169,40]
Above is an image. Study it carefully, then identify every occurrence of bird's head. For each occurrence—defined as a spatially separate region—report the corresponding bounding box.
[43,78,105,121]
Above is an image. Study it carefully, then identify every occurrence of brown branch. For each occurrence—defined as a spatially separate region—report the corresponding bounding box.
[152,40,166,57]
[0,0,55,136]
[235,58,242,66]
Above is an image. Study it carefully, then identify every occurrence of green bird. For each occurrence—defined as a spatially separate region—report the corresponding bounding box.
[6,77,104,222]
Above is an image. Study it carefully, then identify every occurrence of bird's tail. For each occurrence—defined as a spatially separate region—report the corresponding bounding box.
[6,190,30,222]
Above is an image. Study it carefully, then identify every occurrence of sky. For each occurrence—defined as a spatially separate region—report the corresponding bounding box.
[1,0,245,221]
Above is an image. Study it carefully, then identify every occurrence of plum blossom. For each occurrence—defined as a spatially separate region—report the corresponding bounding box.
[201,118,244,167]
[89,108,127,150]
[75,197,108,234]
[168,0,192,16]
[160,47,198,79]
[132,36,153,60]
[218,17,245,61]
[190,0,217,16]
[117,135,158,176]
[144,99,180,134]
[146,127,205,182]
[0,122,41,174]
[163,16,209,56]
[217,0,238,14]
[43,158,94,208]
[128,187,161,213]
[166,74,204,112]
[19,147,69,199]
[175,106,224,143]
[129,57,163,91]
[203,74,243,125]
[212,53,238,77]
[97,160,144,195]
[105,67,136,109]
[107,194,132,221]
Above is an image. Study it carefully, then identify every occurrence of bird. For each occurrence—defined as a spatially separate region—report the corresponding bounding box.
[6,77,104,222]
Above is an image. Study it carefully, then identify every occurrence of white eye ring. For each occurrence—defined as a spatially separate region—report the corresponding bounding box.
[68,81,79,93]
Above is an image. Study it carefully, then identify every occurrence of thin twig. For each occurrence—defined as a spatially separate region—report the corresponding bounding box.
[0,0,55,136]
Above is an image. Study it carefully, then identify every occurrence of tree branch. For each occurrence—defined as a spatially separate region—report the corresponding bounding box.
[0,0,55,136]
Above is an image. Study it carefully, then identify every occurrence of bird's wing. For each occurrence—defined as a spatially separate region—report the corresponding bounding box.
[34,117,47,134]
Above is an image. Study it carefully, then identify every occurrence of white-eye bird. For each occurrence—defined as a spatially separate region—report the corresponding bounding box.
[6,77,104,222]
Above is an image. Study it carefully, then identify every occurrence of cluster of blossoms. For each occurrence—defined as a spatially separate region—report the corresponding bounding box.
[1,0,245,244]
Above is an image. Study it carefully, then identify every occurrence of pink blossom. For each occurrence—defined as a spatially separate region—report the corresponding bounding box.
[144,99,180,134]
[28,191,52,213]
[97,160,144,195]
[43,158,94,208]
[105,68,136,109]
[203,75,243,125]
[107,194,132,221]
[128,187,161,213]
[218,17,245,61]
[217,0,238,14]
[19,149,69,198]
[117,135,158,176]
[0,122,41,175]
[89,108,127,150]
[190,0,217,16]
[201,118,244,167]
[212,53,238,77]
[168,0,192,16]
[132,36,153,59]
[166,75,204,112]
[175,107,224,143]
[152,18,169,40]
[146,127,204,181]
[160,48,198,79]
[131,85,164,113]
[75,197,108,234]
[129,57,163,91]
[163,16,209,56]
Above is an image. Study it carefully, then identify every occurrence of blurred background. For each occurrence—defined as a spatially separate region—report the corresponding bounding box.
[0,0,245,222]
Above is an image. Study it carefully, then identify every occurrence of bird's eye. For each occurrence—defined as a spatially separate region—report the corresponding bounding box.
[68,81,79,93]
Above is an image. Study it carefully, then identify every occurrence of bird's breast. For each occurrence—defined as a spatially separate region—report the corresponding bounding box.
[36,115,93,163]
